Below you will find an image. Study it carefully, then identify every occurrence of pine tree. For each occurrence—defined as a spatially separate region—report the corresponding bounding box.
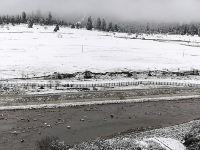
[54,24,59,32]
[71,24,75,28]
[86,16,93,30]
[48,12,53,25]
[114,24,119,32]
[146,23,150,33]
[75,22,81,29]
[16,15,21,24]
[22,11,27,23]
[96,18,101,30]
[11,16,15,25]
[189,24,198,35]
[182,25,188,35]
[198,28,200,37]
[107,22,114,32]
[0,17,2,24]
[28,19,33,28]
[101,19,106,31]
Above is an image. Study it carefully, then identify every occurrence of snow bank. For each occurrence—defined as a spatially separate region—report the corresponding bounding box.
[147,137,186,150]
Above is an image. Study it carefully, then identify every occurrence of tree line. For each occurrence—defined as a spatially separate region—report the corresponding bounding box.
[0,12,200,36]
[85,17,200,36]
[0,11,68,27]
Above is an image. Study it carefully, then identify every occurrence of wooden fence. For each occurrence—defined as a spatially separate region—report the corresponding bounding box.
[0,80,200,89]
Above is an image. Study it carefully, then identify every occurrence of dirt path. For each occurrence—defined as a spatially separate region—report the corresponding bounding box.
[1,87,200,106]
[0,98,200,150]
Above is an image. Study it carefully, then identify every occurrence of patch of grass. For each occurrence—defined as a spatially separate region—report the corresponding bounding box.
[116,92,126,100]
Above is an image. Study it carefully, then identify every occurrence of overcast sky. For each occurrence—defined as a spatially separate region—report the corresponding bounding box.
[0,0,200,23]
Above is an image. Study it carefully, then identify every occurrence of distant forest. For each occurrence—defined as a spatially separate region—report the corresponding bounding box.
[0,11,200,36]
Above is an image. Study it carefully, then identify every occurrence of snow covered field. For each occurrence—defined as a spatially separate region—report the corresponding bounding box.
[1,24,200,79]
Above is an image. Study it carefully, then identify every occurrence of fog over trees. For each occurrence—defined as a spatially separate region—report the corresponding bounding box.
[1,0,200,23]
[0,11,200,36]
[0,0,200,36]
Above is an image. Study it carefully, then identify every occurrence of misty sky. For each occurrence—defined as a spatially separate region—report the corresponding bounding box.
[0,0,200,23]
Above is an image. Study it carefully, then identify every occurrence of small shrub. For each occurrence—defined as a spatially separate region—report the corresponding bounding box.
[184,124,200,150]
[84,71,92,79]
[116,92,125,100]
[71,24,75,28]
[39,85,45,89]
[57,73,63,79]
[54,25,59,32]
[36,136,69,150]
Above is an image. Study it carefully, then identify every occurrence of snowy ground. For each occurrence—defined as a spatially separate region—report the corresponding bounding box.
[1,24,200,79]
[72,120,200,150]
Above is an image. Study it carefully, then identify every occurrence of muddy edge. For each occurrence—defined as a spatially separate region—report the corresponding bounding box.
[0,97,200,150]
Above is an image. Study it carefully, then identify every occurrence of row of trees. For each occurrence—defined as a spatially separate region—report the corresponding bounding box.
[117,22,200,36]
[85,16,200,36]
[0,11,200,36]
[86,16,119,32]
[0,11,68,27]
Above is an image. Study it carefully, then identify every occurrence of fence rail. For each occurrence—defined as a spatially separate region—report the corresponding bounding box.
[1,80,200,89]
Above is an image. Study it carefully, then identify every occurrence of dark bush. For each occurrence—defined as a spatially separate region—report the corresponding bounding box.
[39,85,45,89]
[54,25,59,32]
[36,136,69,150]
[184,124,200,150]
[71,24,75,28]
[84,71,93,79]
